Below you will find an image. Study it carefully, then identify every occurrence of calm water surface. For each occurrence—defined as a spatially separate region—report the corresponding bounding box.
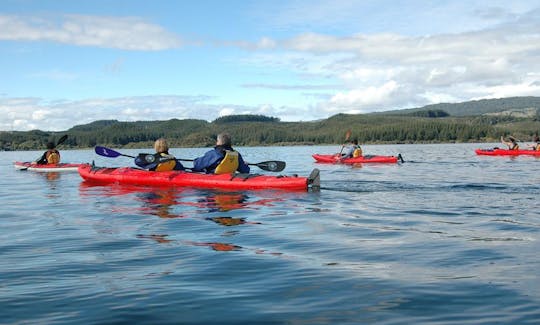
[1,143,539,324]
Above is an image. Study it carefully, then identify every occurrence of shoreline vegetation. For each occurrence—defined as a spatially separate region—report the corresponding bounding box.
[2,96,540,151]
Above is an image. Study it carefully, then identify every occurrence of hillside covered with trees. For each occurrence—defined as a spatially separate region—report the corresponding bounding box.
[2,97,540,151]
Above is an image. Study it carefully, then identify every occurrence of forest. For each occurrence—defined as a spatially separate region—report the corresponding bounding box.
[2,97,540,151]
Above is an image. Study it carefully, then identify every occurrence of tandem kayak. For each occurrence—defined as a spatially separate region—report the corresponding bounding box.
[475,149,540,156]
[14,161,84,172]
[78,164,320,191]
[312,153,403,164]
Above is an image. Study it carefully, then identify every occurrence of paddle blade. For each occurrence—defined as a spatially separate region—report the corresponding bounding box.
[253,160,286,172]
[345,130,351,141]
[56,134,68,146]
[95,146,124,158]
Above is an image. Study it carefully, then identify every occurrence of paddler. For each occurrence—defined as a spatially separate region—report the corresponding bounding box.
[193,132,250,174]
[135,138,184,171]
[34,142,60,165]
[500,135,519,150]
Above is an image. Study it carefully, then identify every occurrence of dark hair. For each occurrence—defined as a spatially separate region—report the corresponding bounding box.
[46,142,55,150]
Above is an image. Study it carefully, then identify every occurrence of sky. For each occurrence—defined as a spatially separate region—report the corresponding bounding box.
[1,0,540,131]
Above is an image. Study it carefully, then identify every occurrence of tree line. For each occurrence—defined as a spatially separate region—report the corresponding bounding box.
[2,111,540,151]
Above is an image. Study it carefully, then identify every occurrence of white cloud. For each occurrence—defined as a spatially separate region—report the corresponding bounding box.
[0,14,182,50]
[0,96,269,131]
[240,7,540,114]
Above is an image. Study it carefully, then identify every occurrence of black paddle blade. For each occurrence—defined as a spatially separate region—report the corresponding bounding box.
[56,134,68,146]
[254,160,286,172]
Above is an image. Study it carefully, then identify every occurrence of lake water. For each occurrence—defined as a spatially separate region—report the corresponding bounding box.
[1,143,539,324]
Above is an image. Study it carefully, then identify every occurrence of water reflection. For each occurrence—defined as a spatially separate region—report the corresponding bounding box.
[136,234,242,251]
[199,192,248,212]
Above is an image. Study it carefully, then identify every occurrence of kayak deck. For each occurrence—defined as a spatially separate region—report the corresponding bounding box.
[312,153,401,164]
[14,161,83,172]
[78,164,320,191]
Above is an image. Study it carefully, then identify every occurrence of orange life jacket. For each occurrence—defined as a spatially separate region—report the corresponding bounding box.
[46,150,60,164]
[154,153,177,172]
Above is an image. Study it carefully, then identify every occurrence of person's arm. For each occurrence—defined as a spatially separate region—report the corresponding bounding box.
[237,153,250,174]
[193,150,218,173]
[500,136,511,149]
[35,152,47,164]
[173,159,185,171]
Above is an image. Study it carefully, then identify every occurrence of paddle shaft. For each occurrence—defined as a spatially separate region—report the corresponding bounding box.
[94,146,286,172]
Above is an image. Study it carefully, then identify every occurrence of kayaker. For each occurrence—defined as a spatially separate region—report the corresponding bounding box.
[193,132,250,174]
[34,142,60,165]
[135,138,184,171]
[527,139,540,151]
[528,133,540,151]
[500,136,519,150]
[341,139,362,158]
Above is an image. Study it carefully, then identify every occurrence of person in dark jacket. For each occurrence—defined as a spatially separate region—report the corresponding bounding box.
[193,133,250,174]
[35,142,60,164]
[135,138,184,171]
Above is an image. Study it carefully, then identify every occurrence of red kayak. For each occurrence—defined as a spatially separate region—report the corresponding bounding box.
[312,153,402,164]
[14,161,83,172]
[78,164,320,191]
[475,148,540,156]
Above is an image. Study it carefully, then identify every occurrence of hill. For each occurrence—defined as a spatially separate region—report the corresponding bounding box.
[381,96,540,117]
[2,96,540,150]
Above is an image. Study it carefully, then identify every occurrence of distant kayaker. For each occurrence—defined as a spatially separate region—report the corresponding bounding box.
[527,133,540,151]
[34,142,60,165]
[135,138,184,171]
[193,132,250,174]
[341,139,362,159]
[500,136,519,150]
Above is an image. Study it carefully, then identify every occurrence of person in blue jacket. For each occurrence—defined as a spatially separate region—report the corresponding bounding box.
[193,132,250,174]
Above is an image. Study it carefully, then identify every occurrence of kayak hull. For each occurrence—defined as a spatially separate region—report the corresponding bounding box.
[475,149,540,156]
[14,161,83,172]
[78,164,319,191]
[312,154,399,164]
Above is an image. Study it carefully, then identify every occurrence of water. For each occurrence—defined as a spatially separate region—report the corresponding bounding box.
[1,143,539,324]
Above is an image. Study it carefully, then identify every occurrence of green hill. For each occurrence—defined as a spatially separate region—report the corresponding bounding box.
[2,96,540,150]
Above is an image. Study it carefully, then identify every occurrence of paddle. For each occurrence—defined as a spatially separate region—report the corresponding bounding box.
[94,146,287,172]
[339,130,352,155]
[20,134,69,170]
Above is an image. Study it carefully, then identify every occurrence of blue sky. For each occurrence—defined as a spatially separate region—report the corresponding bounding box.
[1,0,539,131]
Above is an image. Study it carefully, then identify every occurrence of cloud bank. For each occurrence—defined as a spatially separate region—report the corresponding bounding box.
[0,14,182,50]
[1,5,540,131]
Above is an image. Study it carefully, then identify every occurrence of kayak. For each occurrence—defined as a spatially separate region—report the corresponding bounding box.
[475,148,540,156]
[14,161,84,172]
[312,154,402,164]
[78,164,320,191]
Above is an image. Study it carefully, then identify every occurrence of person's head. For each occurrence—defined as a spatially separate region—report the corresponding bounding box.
[216,133,232,146]
[509,136,516,143]
[46,142,55,150]
[352,139,358,145]
[154,138,169,154]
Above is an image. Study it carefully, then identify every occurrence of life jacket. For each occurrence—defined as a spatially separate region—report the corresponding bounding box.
[510,143,519,150]
[214,150,239,174]
[154,153,177,172]
[353,147,363,157]
[46,150,60,164]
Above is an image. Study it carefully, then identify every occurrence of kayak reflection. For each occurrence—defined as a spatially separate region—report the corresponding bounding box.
[199,192,247,212]
[136,234,242,251]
